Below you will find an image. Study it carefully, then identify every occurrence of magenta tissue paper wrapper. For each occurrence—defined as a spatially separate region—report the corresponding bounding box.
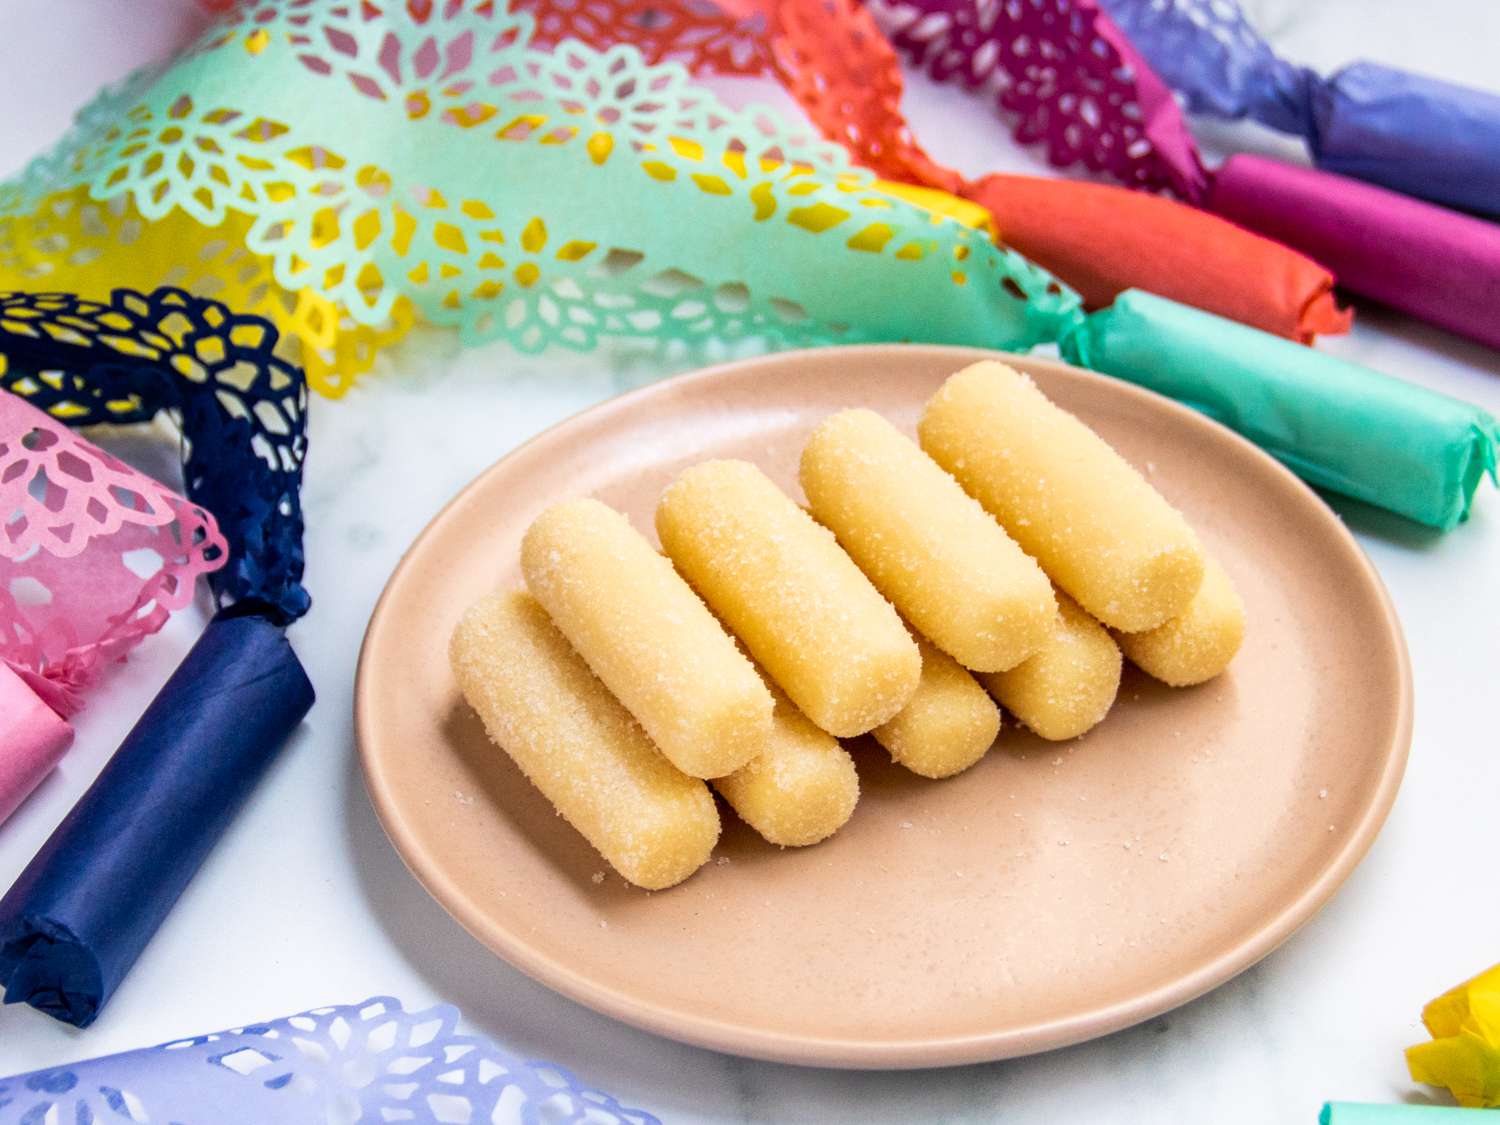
[1209,155,1500,353]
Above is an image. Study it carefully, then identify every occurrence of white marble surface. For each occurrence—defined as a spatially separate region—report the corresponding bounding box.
[1,2,1499,1121]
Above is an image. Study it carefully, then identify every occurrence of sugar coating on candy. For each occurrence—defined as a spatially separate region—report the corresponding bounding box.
[981,592,1123,741]
[449,591,719,890]
[800,408,1057,673]
[656,459,921,737]
[715,680,860,847]
[873,637,1001,779]
[919,362,1205,632]
[522,497,772,779]
[1116,555,1245,686]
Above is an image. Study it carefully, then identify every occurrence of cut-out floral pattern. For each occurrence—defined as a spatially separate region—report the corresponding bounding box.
[0,388,226,714]
[0,0,1080,397]
[1097,0,1316,133]
[868,0,1207,197]
[0,287,310,627]
[0,996,661,1125]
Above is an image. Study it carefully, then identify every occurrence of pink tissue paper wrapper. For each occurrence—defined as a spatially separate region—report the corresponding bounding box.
[0,390,227,717]
[1209,155,1500,352]
[0,663,73,824]
[0,387,228,826]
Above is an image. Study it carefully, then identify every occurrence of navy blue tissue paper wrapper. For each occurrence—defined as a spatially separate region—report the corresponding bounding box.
[0,608,314,1027]
[0,287,312,1027]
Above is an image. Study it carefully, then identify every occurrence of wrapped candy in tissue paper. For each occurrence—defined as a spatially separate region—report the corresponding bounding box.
[0,384,226,825]
[1061,290,1499,531]
[568,0,1350,341]
[1407,962,1500,1108]
[867,0,1500,350]
[1321,1105,1491,1123]
[3,2,1494,536]
[0,286,314,1027]
[1098,0,1500,217]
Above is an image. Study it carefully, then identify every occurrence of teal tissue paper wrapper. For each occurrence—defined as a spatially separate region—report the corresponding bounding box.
[1062,290,1499,531]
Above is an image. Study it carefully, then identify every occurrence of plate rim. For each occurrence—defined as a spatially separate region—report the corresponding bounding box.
[354,344,1412,1069]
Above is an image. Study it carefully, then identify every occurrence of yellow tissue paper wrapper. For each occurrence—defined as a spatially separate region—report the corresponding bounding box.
[1407,963,1500,1107]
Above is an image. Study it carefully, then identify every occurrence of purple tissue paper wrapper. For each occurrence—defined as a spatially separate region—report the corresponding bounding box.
[0,995,661,1124]
[1209,155,1500,353]
[0,609,314,1028]
[1100,0,1500,214]
[1096,0,1315,134]
[1311,61,1500,218]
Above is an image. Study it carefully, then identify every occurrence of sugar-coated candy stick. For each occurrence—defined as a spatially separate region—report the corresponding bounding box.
[715,682,860,847]
[800,408,1057,672]
[1116,556,1245,687]
[981,593,1123,741]
[872,637,1001,779]
[919,362,1205,632]
[449,591,719,890]
[522,498,772,779]
[656,460,920,737]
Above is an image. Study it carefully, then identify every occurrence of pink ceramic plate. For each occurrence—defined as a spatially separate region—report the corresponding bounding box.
[356,346,1410,1068]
